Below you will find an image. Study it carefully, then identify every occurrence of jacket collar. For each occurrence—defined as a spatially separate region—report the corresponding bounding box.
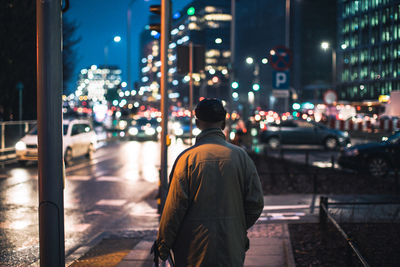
[195,128,226,144]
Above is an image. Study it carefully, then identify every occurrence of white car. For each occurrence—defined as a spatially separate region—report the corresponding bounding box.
[15,119,97,165]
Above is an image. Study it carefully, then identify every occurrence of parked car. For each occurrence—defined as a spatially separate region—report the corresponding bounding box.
[338,131,400,177]
[127,117,160,141]
[170,116,201,140]
[15,119,97,166]
[259,119,350,150]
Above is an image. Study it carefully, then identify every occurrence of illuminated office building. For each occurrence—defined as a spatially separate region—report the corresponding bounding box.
[337,0,400,102]
[75,65,122,102]
[138,0,231,106]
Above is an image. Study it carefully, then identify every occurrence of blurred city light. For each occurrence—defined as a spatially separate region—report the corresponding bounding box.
[187,6,195,16]
[252,83,260,91]
[246,57,254,64]
[321,41,329,50]
[113,36,121,42]
[231,81,239,89]
[292,103,301,110]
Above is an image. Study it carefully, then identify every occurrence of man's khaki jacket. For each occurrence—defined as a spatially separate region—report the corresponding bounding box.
[157,128,264,267]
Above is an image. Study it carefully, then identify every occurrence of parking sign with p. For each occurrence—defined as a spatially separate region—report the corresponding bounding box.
[273,71,289,89]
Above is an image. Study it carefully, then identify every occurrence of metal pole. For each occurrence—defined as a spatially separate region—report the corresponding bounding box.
[285,0,290,112]
[104,45,108,66]
[127,1,136,91]
[332,48,336,89]
[19,86,23,137]
[189,42,193,145]
[285,0,290,48]
[18,86,23,121]
[227,0,236,138]
[160,0,171,213]
[36,0,65,266]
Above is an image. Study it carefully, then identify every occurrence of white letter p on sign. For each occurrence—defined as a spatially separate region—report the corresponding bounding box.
[276,72,287,88]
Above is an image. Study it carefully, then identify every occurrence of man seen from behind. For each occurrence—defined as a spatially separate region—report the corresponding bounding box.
[156,98,264,266]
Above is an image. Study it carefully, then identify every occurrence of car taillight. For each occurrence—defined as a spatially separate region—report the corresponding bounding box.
[260,123,267,131]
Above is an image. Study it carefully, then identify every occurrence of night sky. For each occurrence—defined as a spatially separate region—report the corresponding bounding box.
[65,0,190,93]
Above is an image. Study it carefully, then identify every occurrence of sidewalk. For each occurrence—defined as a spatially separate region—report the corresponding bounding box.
[116,223,295,267]
[68,195,320,266]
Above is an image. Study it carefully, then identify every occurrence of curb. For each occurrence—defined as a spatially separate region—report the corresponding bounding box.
[282,224,296,267]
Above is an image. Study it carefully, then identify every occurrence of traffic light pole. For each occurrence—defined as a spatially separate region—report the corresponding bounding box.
[36,0,65,266]
[189,42,193,145]
[228,0,236,138]
[160,0,171,213]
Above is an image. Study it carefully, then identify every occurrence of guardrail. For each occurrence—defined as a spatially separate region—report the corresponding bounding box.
[319,196,400,267]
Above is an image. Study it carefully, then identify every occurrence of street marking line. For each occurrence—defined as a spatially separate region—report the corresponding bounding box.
[0,220,32,229]
[66,223,91,232]
[259,212,306,221]
[66,175,92,181]
[263,204,310,210]
[96,176,122,182]
[96,199,127,206]
[65,154,116,172]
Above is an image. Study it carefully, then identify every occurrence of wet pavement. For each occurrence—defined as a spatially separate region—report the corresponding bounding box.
[1,136,398,266]
[0,139,189,266]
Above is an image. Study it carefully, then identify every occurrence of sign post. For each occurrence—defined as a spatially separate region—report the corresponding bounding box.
[269,46,292,112]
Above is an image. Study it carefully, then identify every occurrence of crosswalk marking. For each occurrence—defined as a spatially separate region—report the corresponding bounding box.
[96,199,127,206]
[66,175,92,181]
[96,176,122,182]
[66,223,91,232]
[263,204,310,210]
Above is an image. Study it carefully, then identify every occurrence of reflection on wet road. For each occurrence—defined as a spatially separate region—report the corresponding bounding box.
[0,139,189,266]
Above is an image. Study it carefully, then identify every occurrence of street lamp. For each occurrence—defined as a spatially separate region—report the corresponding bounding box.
[104,35,121,66]
[245,57,262,107]
[320,41,336,88]
[246,57,254,65]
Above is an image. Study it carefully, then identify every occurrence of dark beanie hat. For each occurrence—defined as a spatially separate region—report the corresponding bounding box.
[195,98,226,122]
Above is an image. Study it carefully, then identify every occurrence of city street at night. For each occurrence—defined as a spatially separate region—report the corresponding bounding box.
[3,0,400,265]
[0,139,188,266]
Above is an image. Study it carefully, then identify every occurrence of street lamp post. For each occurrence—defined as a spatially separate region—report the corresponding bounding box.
[246,57,263,107]
[127,0,138,91]
[104,35,121,66]
[321,41,336,89]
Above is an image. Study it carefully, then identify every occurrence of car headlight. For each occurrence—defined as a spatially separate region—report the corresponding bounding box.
[344,148,359,157]
[128,127,138,136]
[343,131,349,138]
[15,141,27,151]
[145,127,156,135]
[192,128,201,136]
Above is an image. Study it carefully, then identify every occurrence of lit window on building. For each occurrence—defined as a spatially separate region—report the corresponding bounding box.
[206,58,218,64]
[222,51,231,58]
[188,22,200,30]
[206,49,220,58]
[205,6,216,13]
[204,14,232,21]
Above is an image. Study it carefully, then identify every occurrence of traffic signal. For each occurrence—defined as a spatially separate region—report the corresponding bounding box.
[231,81,239,89]
[149,5,161,33]
[252,83,260,91]
[148,3,171,36]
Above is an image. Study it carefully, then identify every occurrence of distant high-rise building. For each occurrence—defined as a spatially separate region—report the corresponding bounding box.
[235,0,337,110]
[138,0,231,107]
[291,0,337,104]
[337,0,400,104]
